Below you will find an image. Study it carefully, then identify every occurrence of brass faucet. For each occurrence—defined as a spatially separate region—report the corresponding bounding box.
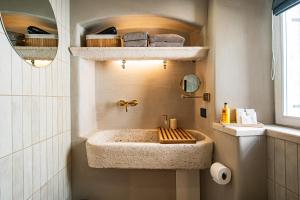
[118,100,138,112]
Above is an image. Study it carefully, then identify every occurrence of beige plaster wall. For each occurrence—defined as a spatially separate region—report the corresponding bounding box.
[201,130,267,200]
[213,0,274,123]
[198,0,273,199]
[95,61,196,130]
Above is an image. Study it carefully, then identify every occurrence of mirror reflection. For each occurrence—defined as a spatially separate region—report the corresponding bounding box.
[180,74,201,93]
[0,0,58,67]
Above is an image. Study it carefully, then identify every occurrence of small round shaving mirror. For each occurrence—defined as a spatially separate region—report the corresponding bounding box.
[180,74,201,94]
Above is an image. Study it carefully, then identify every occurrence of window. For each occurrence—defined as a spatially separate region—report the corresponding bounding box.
[274,3,300,127]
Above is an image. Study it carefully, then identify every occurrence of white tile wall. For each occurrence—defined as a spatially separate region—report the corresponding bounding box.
[53,174,59,200]
[47,138,54,180]
[267,137,300,200]
[46,65,53,96]
[33,143,41,193]
[47,97,53,139]
[53,135,59,174]
[47,177,54,200]
[41,184,48,200]
[12,96,23,152]
[32,67,40,96]
[40,97,47,140]
[0,0,71,199]
[11,50,23,95]
[40,67,47,96]
[59,170,64,200]
[275,184,286,200]
[58,98,63,134]
[53,98,58,136]
[287,190,298,200]
[23,96,32,148]
[32,190,40,200]
[13,151,24,200]
[22,62,32,96]
[52,60,58,96]
[0,155,12,200]
[58,63,63,97]
[0,34,12,95]
[59,134,64,170]
[0,96,12,158]
[32,97,40,144]
[41,141,47,186]
[24,147,33,200]
[268,180,275,200]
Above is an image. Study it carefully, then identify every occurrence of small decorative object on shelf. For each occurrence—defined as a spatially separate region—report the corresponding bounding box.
[236,108,258,125]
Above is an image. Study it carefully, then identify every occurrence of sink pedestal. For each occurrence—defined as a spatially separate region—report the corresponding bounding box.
[176,170,200,200]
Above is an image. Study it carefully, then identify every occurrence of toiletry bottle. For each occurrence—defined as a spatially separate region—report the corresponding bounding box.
[221,103,230,124]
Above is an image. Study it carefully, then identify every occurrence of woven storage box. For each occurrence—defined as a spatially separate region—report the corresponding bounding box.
[25,34,58,47]
[86,34,121,47]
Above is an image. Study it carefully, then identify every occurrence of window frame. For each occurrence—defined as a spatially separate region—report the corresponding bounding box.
[273,12,300,128]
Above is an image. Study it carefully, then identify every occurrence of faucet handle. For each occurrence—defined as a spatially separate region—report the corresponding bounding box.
[118,100,126,106]
[128,100,138,106]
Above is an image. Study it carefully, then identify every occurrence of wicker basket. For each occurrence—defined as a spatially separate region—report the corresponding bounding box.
[86,34,121,47]
[25,34,58,47]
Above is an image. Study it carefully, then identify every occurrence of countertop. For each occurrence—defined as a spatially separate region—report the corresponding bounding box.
[213,122,300,144]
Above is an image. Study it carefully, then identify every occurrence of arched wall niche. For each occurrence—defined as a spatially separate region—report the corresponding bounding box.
[78,15,205,46]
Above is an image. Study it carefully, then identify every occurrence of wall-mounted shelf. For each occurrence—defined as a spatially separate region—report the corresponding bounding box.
[15,46,57,60]
[69,47,209,61]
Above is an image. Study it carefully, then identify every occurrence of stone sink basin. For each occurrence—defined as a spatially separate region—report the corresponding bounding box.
[86,129,213,170]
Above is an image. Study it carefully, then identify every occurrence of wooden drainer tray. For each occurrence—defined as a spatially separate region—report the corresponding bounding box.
[158,128,197,144]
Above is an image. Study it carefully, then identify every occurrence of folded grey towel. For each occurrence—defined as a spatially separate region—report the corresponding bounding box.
[124,40,148,47]
[149,42,184,47]
[149,34,185,43]
[123,32,148,42]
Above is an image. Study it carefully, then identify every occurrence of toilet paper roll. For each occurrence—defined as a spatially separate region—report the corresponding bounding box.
[210,162,231,185]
